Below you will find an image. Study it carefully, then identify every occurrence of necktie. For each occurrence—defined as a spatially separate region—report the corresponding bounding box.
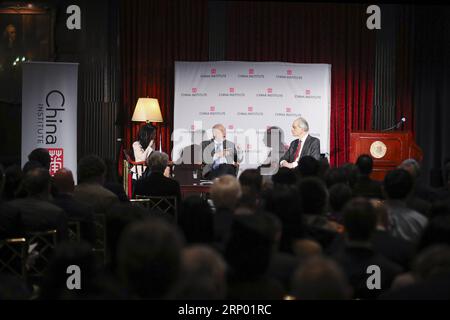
[213,142,222,169]
[293,139,302,160]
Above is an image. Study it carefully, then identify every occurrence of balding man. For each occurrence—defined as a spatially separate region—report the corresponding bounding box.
[52,168,96,244]
[280,117,320,169]
[201,124,238,179]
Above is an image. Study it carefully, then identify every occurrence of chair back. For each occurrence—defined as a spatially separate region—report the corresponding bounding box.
[133,196,178,223]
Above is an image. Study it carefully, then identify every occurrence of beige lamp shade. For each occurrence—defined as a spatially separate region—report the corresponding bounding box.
[132,98,163,122]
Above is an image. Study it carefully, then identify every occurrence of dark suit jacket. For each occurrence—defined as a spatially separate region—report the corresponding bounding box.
[73,182,119,214]
[201,139,238,178]
[332,245,403,299]
[353,175,383,199]
[372,230,415,269]
[8,197,68,240]
[53,193,96,245]
[134,172,182,208]
[0,201,22,239]
[280,135,320,163]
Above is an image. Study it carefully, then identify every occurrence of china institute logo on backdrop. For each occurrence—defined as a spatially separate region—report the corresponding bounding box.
[48,148,64,175]
[238,68,265,79]
[180,87,207,97]
[200,68,227,78]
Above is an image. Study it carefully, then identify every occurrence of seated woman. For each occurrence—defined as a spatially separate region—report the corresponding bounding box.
[131,124,156,180]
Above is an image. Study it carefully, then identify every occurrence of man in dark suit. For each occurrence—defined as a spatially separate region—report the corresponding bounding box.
[353,154,383,199]
[201,124,238,180]
[52,168,96,245]
[134,151,181,213]
[8,168,68,240]
[73,155,119,214]
[280,117,320,169]
[332,198,403,299]
[0,164,22,239]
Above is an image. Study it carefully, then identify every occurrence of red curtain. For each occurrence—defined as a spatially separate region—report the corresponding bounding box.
[120,1,375,169]
[226,2,375,166]
[119,0,208,171]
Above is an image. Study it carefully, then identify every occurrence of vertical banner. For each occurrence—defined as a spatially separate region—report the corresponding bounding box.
[22,62,79,180]
[173,61,331,174]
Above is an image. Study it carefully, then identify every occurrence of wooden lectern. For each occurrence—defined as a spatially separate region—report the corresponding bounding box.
[349,131,423,181]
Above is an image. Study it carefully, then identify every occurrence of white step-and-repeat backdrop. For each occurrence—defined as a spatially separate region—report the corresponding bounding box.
[173,61,331,174]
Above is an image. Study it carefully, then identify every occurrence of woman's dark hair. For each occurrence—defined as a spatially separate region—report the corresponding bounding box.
[138,124,156,150]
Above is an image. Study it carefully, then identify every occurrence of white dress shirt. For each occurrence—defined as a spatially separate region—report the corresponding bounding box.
[131,140,154,178]
[280,133,308,168]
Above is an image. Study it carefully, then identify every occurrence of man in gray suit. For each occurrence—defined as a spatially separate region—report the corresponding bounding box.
[280,117,320,169]
[201,124,238,179]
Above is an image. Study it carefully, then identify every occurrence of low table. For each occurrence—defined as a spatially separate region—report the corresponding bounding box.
[180,184,211,198]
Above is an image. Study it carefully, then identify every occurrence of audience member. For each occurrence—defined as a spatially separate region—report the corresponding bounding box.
[225,214,284,299]
[383,169,428,243]
[179,196,214,245]
[291,256,352,300]
[353,154,383,199]
[210,175,242,248]
[170,246,226,299]
[8,168,68,239]
[74,155,119,213]
[52,168,96,244]
[117,218,183,299]
[333,198,403,299]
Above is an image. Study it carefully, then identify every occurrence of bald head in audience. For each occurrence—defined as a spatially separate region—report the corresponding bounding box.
[291,256,352,300]
[175,246,226,299]
[210,175,242,211]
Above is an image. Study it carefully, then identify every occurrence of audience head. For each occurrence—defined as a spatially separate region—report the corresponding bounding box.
[341,163,359,188]
[329,183,353,213]
[22,167,51,197]
[412,245,450,281]
[383,169,414,200]
[179,196,214,244]
[297,177,328,215]
[146,151,169,173]
[78,155,106,184]
[173,246,226,299]
[296,156,320,178]
[106,202,147,272]
[399,158,421,179]
[211,175,241,211]
[117,218,184,299]
[343,198,377,243]
[272,167,297,186]
[53,168,75,194]
[28,148,51,170]
[325,167,349,188]
[263,185,304,252]
[292,239,322,260]
[291,256,351,300]
[356,154,373,176]
[225,213,274,280]
[22,160,44,174]
[39,241,100,299]
[239,169,263,195]
[138,124,156,150]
